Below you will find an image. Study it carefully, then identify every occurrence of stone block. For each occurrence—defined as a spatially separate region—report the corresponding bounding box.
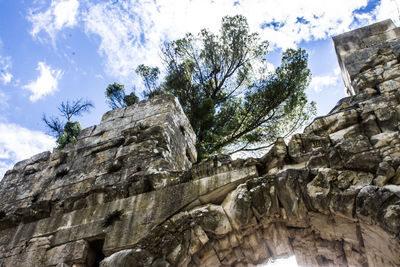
[0,95,197,223]
[45,240,88,266]
[304,109,359,136]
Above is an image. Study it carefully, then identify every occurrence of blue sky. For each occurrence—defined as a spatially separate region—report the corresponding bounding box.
[0,0,398,178]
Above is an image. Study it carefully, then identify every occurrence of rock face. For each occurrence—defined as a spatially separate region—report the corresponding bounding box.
[2,21,400,267]
[333,19,400,95]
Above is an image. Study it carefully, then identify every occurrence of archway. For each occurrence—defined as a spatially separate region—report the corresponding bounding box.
[100,166,400,266]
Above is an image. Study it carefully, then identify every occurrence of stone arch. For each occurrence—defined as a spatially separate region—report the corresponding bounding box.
[101,165,400,266]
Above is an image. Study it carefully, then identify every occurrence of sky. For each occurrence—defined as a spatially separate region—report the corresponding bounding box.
[0,0,399,180]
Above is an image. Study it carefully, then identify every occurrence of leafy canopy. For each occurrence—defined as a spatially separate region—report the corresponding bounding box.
[43,99,94,149]
[105,82,139,109]
[138,15,315,160]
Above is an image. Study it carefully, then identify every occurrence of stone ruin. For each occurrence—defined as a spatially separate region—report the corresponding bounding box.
[2,20,400,267]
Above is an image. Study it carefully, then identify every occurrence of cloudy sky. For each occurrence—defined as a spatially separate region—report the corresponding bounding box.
[0,0,399,179]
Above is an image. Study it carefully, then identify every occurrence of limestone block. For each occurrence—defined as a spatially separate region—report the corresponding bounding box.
[360,113,381,137]
[306,170,333,213]
[0,236,52,267]
[189,226,209,255]
[304,109,359,136]
[309,212,359,245]
[378,77,400,93]
[45,240,88,266]
[374,105,400,132]
[100,249,154,267]
[370,131,399,148]
[189,205,232,236]
[221,184,256,231]
[383,64,400,80]
[344,150,381,173]
[359,94,397,114]
[0,95,197,224]
[287,134,331,163]
[260,137,287,173]
[334,134,372,158]
[247,180,274,219]
[274,169,309,222]
[352,88,378,102]
[328,124,362,145]
[359,67,383,87]
[356,185,400,234]
[374,161,396,186]
[333,20,399,93]
[359,222,400,266]
[390,166,400,184]
[192,243,221,266]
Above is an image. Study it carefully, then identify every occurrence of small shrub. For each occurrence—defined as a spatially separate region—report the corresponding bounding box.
[102,210,123,227]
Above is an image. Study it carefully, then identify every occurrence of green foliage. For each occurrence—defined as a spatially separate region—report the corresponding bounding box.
[43,98,94,150]
[106,82,126,109]
[105,82,139,109]
[123,92,139,106]
[136,15,316,160]
[135,64,161,98]
[56,121,82,149]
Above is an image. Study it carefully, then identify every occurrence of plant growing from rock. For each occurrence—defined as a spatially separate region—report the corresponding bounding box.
[43,98,94,149]
[102,210,123,227]
[105,82,139,109]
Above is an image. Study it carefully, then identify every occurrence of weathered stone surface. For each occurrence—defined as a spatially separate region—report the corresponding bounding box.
[333,19,400,95]
[0,95,196,226]
[45,240,89,266]
[2,20,400,267]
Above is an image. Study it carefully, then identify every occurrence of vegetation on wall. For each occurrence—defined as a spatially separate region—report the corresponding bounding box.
[102,210,123,227]
[43,98,94,149]
[105,82,139,109]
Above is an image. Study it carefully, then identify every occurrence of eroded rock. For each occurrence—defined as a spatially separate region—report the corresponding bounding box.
[2,20,400,267]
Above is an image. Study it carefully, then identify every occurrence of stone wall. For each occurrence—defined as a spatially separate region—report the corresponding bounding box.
[2,20,400,267]
[333,19,400,95]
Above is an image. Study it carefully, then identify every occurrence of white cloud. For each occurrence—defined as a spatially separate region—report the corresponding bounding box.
[95,74,104,80]
[0,122,55,180]
[0,46,12,105]
[28,0,80,44]
[1,72,12,85]
[0,90,9,108]
[23,62,63,102]
[310,68,341,93]
[374,0,400,26]
[348,0,400,29]
[82,0,380,84]
[0,55,13,85]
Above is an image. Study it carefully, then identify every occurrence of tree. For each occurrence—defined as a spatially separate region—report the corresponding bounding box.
[43,99,94,149]
[105,82,139,109]
[135,64,161,98]
[138,15,316,160]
